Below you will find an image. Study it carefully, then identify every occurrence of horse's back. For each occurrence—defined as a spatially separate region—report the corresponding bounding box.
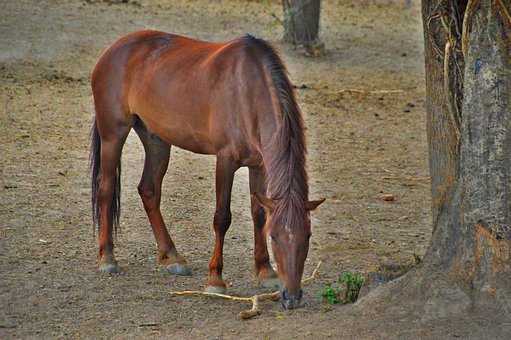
[91,30,173,89]
[92,30,238,82]
[92,30,273,158]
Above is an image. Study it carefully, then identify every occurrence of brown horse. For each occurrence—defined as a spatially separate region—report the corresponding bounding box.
[90,30,324,309]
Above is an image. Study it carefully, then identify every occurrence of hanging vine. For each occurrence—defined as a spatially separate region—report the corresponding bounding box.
[425,1,469,148]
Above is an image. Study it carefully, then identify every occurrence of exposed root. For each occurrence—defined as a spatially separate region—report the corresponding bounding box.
[169,261,322,320]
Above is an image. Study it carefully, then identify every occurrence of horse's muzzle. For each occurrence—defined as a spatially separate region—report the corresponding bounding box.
[281,288,304,310]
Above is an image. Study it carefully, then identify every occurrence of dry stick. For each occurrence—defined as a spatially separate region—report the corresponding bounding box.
[270,12,284,26]
[169,261,322,320]
[381,175,429,182]
[337,89,404,95]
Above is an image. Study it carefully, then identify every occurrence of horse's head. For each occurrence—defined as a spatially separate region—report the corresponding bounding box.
[253,193,324,310]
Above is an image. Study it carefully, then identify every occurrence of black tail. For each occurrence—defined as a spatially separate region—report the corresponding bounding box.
[90,119,121,235]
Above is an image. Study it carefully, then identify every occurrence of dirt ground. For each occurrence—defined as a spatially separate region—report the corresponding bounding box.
[0,0,490,338]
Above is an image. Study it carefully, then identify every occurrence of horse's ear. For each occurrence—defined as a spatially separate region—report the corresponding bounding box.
[305,198,326,211]
[252,193,275,213]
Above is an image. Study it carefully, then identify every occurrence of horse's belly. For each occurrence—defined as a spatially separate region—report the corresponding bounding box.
[130,60,248,156]
[138,113,217,155]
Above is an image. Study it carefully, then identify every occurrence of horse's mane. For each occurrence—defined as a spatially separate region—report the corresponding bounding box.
[242,35,309,228]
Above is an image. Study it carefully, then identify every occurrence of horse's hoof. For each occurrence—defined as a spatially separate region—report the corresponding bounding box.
[166,263,192,276]
[205,285,227,294]
[99,262,120,273]
[259,277,281,290]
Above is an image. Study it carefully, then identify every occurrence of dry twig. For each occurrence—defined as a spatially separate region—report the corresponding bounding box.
[270,12,284,26]
[169,261,322,320]
[381,175,429,182]
[337,89,404,95]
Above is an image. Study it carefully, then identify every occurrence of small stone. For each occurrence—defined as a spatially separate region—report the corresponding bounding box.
[381,194,395,201]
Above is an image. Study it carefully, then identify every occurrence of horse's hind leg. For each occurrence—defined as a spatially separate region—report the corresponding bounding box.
[133,119,191,276]
[93,117,131,273]
[249,166,280,289]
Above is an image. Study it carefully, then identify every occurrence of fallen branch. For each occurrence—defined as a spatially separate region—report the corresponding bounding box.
[169,261,322,320]
[301,261,322,285]
[381,175,429,182]
[269,12,284,26]
[337,89,405,95]
[138,323,159,328]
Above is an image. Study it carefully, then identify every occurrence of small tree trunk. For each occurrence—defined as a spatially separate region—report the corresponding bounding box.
[282,0,323,54]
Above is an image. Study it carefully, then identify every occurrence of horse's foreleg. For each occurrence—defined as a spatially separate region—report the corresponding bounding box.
[134,122,191,276]
[249,167,280,289]
[206,154,238,294]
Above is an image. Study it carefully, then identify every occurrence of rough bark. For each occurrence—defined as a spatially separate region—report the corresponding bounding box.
[422,0,465,228]
[357,0,511,323]
[282,0,321,46]
[423,0,511,314]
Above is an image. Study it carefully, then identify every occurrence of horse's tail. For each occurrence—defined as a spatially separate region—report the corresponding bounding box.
[90,119,121,235]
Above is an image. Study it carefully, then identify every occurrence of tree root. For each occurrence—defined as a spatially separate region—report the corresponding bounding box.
[169,261,322,320]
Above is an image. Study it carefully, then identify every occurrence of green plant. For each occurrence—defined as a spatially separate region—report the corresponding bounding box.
[320,284,341,305]
[339,272,365,303]
[319,271,365,305]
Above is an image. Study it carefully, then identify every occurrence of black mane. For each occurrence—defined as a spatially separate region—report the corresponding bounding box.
[243,35,309,227]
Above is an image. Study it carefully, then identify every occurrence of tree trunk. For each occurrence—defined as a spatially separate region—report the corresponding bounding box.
[358,0,511,325]
[422,0,511,314]
[282,0,321,47]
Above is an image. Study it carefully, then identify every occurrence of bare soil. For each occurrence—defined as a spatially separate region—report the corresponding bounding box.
[2,0,500,338]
